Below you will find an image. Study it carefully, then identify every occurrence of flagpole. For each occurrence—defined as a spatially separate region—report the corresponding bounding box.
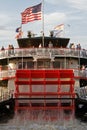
[20,22,23,38]
[42,0,44,47]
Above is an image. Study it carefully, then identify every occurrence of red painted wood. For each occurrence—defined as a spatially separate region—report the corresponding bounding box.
[14,69,75,111]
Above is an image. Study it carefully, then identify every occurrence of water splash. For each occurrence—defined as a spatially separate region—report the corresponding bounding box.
[0,110,87,130]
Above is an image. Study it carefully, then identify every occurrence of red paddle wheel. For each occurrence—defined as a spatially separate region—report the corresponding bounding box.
[14,69,75,113]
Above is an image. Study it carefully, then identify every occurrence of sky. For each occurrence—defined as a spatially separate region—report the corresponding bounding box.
[0,0,87,49]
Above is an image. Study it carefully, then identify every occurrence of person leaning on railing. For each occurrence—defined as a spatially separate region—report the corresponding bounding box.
[1,46,5,57]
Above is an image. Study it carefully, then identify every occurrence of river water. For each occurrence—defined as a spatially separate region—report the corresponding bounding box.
[0,110,87,130]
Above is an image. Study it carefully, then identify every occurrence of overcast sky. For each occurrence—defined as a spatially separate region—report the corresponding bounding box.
[0,0,87,49]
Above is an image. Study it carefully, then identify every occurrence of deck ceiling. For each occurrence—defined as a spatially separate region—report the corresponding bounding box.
[17,36,70,48]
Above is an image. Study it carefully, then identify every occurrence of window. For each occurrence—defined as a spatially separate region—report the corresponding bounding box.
[53,60,64,69]
[18,61,34,69]
[37,60,50,69]
[27,61,34,68]
[18,62,26,69]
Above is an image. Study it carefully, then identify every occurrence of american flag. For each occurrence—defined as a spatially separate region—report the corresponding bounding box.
[21,3,42,24]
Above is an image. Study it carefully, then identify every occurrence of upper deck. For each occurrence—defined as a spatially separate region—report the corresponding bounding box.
[17,36,70,48]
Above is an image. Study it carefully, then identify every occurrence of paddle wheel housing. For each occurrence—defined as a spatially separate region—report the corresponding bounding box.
[14,69,75,112]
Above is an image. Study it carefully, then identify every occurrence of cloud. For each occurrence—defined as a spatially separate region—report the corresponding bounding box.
[45,12,66,24]
[45,0,87,11]
[0,14,10,25]
[66,0,87,10]
[45,0,60,5]
[68,14,82,21]
[0,14,15,34]
[0,13,18,30]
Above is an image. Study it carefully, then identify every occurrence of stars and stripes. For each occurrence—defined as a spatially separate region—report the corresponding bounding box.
[21,3,42,24]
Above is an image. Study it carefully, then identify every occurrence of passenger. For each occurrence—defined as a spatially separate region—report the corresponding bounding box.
[71,43,75,49]
[1,46,5,57]
[39,44,42,48]
[8,44,11,56]
[81,65,86,77]
[48,41,53,48]
[82,65,85,70]
[76,43,81,50]
[70,43,75,55]
[82,49,86,57]
[11,45,14,55]
[69,43,72,48]
[1,46,5,50]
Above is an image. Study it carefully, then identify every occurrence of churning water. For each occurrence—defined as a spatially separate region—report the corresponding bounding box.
[0,110,87,130]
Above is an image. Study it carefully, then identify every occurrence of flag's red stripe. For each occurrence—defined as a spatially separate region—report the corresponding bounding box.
[21,3,42,24]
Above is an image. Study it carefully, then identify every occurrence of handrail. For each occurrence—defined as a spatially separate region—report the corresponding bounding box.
[75,86,87,99]
[0,90,13,102]
[0,48,87,59]
[0,69,87,80]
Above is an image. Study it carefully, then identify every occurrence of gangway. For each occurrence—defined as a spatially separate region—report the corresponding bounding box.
[14,69,75,112]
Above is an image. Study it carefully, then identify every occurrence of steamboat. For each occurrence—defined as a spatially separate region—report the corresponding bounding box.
[0,31,87,119]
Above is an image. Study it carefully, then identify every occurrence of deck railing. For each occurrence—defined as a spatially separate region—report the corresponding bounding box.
[0,69,16,80]
[0,48,87,59]
[0,69,87,80]
[75,86,87,99]
[0,90,13,102]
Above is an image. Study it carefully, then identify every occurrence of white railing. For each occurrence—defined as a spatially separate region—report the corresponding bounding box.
[0,48,87,59]
[0,69,87,80]
[76,86,87,99]
[0,90,13,102]
[0,70,16,80]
